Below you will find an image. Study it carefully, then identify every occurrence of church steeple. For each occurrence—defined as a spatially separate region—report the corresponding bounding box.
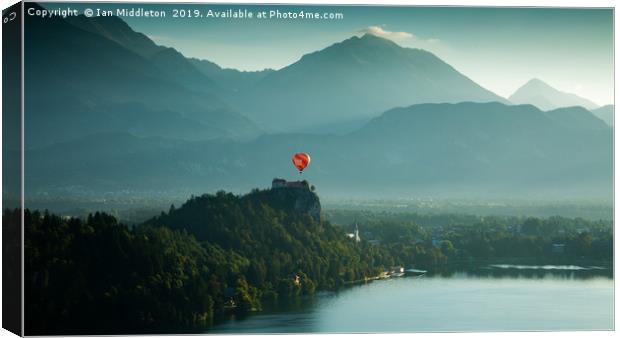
[354,222,360,243]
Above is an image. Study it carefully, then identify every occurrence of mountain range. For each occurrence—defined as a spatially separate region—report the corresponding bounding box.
[26,102,612,201]
[23,4,613,202]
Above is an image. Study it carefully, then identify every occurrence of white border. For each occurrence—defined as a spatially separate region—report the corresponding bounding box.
[0,1,617,338]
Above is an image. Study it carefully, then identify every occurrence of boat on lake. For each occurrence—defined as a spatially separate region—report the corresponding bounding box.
[406,268,427,276]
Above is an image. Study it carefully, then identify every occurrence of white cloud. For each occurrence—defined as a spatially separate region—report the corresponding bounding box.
[358,26,441,46]
[358,26,414,40]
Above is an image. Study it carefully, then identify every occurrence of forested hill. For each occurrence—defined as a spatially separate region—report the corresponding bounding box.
[145,186,385,291]
[22,186,391,335]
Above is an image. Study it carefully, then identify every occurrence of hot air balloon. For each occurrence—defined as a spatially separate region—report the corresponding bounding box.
[292,152,311,173]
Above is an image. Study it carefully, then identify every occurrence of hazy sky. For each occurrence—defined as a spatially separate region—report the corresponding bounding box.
[62,4,614,105]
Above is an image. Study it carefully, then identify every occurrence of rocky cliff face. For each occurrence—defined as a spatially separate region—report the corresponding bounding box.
[267,185,321,221]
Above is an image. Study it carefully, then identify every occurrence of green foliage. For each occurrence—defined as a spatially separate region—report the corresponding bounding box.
[234,277,261,312]
[20,188,391,334]
[23,210,215,334]
[353,211,612,268]
[440,240,456,257]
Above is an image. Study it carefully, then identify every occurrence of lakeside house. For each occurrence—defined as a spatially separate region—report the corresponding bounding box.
[390,266,405,277]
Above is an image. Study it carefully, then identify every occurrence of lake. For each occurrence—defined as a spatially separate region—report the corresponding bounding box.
[206,265,613,333]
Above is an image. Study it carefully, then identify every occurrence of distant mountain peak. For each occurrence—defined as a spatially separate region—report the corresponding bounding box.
[242,33,507,131]
[298,33,400,63]
[509,78,599,111]
[526,78,545,84]
[359,32,393,41]
[342,32,401,49]
[523,78,550,88]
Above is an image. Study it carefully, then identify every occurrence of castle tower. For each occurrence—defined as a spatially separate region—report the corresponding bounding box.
[354,222,361,243]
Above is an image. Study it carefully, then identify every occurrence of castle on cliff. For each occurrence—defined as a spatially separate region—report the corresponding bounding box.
[270,178,320,221]
[272,178,310,190]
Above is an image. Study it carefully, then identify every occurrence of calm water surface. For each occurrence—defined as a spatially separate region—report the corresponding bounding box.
[207,266,613,333]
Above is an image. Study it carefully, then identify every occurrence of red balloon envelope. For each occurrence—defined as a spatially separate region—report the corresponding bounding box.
[292,153,311,173]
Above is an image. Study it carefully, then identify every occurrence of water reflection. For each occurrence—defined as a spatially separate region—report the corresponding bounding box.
[432,264,613,280]
[207,265,613,334]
